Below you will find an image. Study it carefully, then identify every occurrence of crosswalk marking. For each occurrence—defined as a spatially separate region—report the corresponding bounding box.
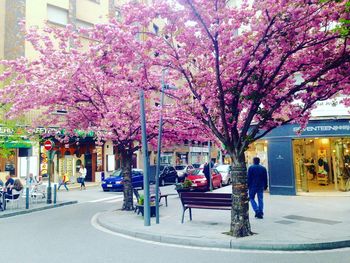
[88,196,123,203]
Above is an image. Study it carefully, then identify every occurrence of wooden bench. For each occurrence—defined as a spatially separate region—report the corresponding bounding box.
[179,192,232,223]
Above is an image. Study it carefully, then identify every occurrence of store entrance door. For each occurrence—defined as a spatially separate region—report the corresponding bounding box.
[293,138,350,193]
[85,153,92,182]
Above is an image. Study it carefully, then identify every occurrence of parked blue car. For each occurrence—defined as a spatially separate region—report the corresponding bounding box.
[101,169,144,192]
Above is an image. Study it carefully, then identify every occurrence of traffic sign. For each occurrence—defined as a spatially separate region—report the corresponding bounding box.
[44,140,54,151]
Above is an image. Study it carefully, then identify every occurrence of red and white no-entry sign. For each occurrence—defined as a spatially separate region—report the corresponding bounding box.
[44,140,54,151]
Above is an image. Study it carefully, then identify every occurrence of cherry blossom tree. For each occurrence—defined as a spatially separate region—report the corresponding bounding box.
[0,23,208,211]
[120,0,350,236]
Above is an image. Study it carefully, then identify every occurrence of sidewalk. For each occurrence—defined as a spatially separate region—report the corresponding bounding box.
[0,181,90,218]
[0,200,77,218]
[96,186,350,251]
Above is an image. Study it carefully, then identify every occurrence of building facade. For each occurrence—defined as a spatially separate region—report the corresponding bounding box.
[0,0,117,182]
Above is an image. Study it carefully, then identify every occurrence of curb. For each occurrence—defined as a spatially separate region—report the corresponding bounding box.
[0,201,78,219]
[96,212,350,251]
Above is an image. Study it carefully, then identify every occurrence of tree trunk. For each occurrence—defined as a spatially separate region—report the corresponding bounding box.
[229,152,253,237]
[121,149,134,211]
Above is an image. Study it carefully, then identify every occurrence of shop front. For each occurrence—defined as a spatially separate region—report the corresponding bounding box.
[40,138,103,183]
[0,140,37,182]
[262,119,350,195]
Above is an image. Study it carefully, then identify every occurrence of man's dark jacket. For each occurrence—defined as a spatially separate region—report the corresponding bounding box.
[247,164,268,190]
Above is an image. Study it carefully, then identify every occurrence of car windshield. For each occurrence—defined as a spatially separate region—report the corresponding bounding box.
[192,169,204,176]
[216,165,230,173]
[110,169,122,177]
[175,165,186,170]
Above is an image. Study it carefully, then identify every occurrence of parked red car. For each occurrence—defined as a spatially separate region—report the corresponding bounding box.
[186,168,222,191]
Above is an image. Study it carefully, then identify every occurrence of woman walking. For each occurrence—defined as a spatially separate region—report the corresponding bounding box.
[79,164,87,190]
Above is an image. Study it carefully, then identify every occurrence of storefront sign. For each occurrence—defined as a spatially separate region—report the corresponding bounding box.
[293,124,350,133]
[0,126,14,135]
[264,119,350,139]
[189,147,209,153]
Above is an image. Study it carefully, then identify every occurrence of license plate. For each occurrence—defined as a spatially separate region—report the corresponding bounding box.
[107,184,113,187]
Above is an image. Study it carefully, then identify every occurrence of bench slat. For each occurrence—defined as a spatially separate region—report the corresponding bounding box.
[185,204,231,210]
[180,192,231,198]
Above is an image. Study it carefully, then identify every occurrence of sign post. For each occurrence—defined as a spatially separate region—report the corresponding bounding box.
[44,140,55,204]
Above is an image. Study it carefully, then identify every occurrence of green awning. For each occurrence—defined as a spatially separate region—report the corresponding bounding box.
[2,141,32,149]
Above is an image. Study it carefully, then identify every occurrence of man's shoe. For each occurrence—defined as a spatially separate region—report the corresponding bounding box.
[256,212,263,219]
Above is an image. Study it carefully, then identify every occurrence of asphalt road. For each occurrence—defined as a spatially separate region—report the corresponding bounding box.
[0,187,349,263]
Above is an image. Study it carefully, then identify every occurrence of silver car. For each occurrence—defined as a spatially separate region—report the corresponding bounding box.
[216,164,232,185]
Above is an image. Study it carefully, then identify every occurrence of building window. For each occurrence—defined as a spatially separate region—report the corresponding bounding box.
[47,5,68,26]
[115,8,122,20]
[76,19,94,29]
[153,23,159,34]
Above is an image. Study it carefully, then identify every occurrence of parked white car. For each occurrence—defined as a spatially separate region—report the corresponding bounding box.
[175,165,195,181]
[216,164,232,185]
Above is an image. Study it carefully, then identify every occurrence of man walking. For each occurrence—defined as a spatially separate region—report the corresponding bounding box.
[248,157,268,219]
[203,160,214,190]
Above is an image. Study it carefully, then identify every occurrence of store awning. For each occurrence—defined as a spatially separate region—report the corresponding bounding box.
[1,140,32,149]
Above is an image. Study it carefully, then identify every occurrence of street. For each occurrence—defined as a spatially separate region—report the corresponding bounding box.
[0,186,349,263]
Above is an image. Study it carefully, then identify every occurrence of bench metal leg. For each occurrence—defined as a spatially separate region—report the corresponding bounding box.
[181,208,187,223]
[165,196,168,207]
[189,208,192,221]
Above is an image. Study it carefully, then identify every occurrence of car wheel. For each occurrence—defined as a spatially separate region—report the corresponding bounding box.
[103,189,108,192]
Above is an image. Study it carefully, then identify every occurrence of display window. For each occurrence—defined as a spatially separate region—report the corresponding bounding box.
[245,141,269,168]
[293,137,350,192]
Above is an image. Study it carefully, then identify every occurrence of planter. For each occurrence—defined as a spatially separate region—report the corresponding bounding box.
[136,204,156,217]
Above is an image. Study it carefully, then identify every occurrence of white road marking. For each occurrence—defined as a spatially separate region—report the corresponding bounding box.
[90,213,350,254]
[88,196,123,203]
[105,198,124,203]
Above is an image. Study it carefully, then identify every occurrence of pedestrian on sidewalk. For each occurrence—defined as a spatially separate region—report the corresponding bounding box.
[26,173,38,187]
[203,161,214,190]
[248,157,268,219]
[58,174,69,191]
[79,164,87,190]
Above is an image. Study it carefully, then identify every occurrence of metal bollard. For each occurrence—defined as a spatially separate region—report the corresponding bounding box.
[53,184,57,204]
[26,187,29,209]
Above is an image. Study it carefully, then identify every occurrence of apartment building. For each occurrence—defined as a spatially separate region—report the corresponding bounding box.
[0,0,120,183]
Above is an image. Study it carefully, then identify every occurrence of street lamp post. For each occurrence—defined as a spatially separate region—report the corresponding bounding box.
[208,141,213,192]
[155,69,167,224]
[140,89,151,226]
